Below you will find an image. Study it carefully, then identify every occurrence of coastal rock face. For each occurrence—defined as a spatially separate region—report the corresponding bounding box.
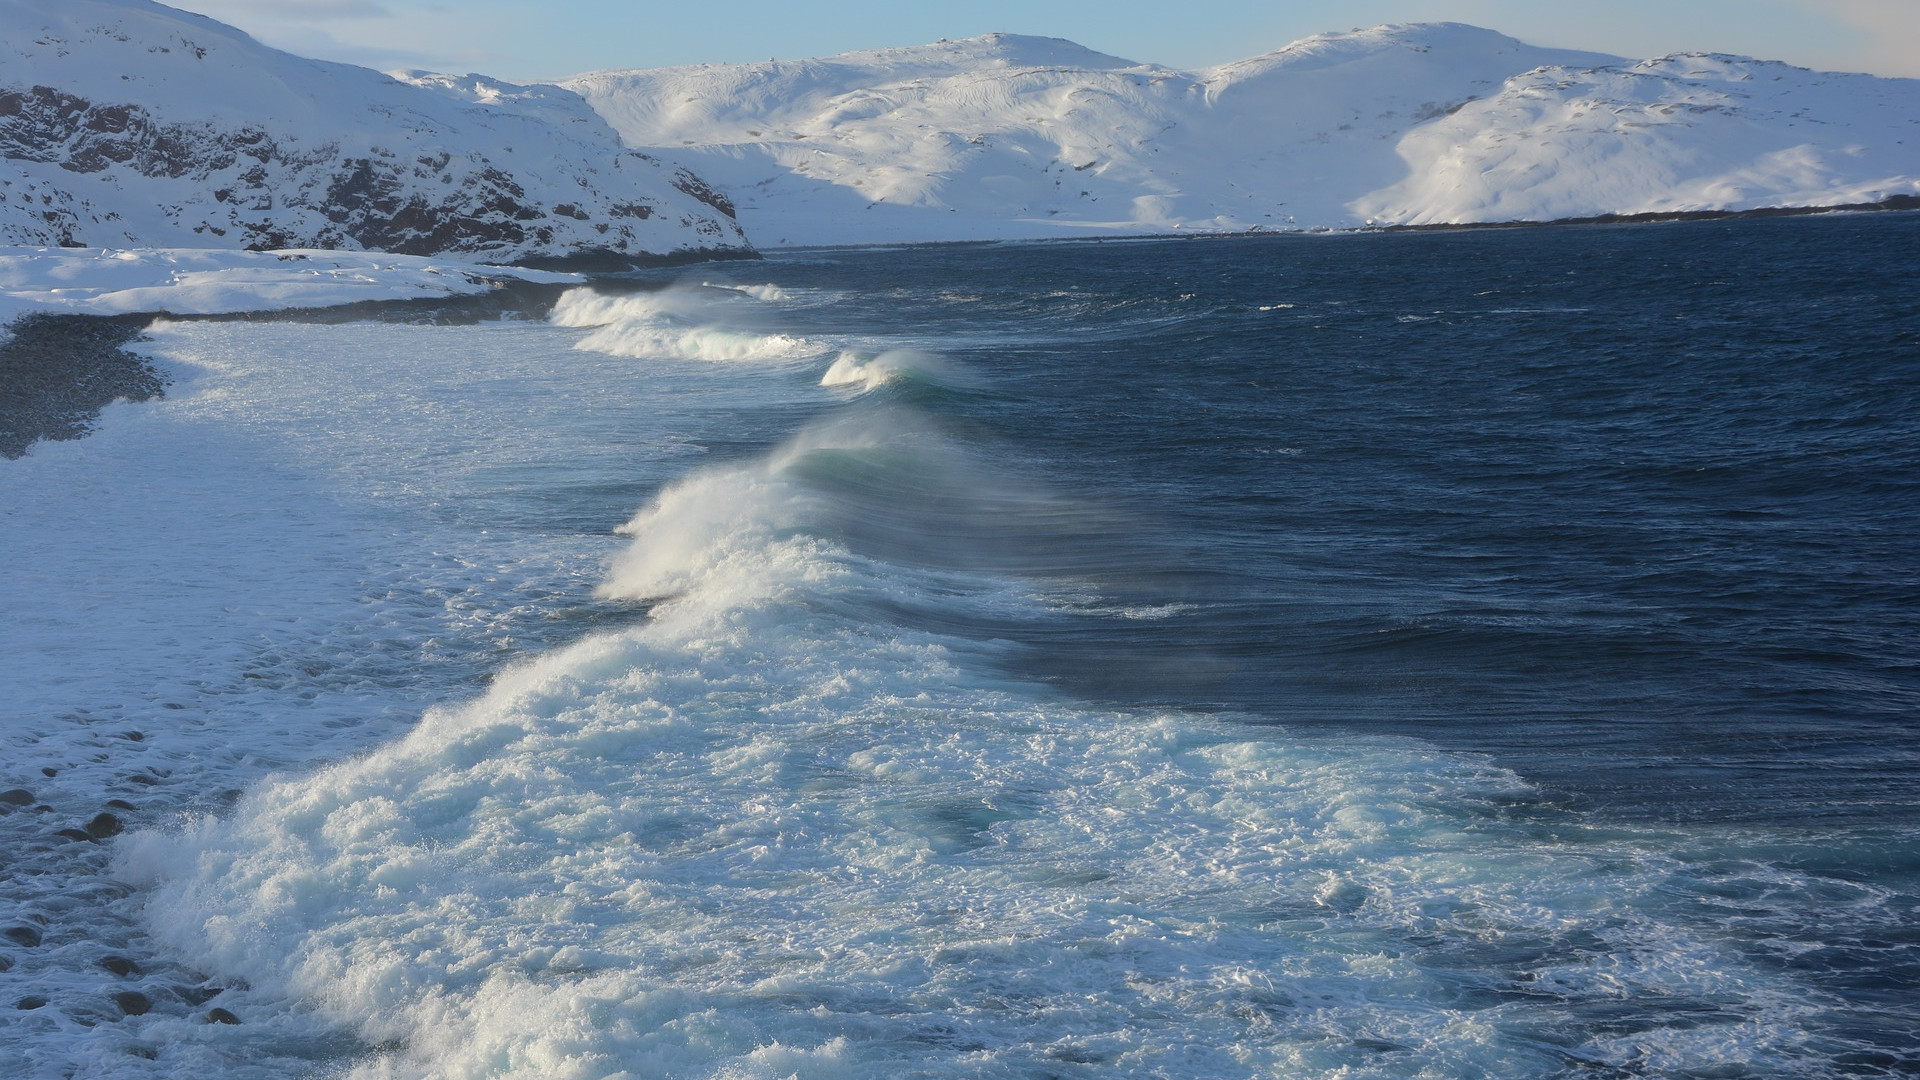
[562,24,1920,245]
[0,0,750,263]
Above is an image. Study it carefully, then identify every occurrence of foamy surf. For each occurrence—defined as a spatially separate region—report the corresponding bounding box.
[117,413,1854,1080]
[551,285,825,364]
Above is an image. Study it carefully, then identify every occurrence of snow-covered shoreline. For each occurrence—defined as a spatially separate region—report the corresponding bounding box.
[0,247,582,328]
[0,247,584,458]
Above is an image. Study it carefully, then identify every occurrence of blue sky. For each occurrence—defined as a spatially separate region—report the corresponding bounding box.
[180,0,1920,81]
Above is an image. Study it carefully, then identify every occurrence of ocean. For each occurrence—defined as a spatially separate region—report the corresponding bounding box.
[2,213,1916,1078]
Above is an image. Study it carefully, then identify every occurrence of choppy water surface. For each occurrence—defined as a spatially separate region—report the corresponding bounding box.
[2,214,1917,1078]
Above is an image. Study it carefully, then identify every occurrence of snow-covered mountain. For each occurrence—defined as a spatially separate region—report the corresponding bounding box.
[563,25,1920,245]
[0,0,750,264]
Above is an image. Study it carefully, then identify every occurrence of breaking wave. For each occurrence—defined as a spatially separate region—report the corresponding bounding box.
[119,411,1854,1080]
[551,285,825,363]
[819,348,962,394]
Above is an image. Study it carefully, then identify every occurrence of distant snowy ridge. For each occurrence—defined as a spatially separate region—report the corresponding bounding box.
[0,0,750,264]
[562,24,1920,245]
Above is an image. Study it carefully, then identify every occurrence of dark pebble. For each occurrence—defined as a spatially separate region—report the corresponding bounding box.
[17,996,48,1010]
[106,799,136,811]
[84,813,123,839]
[0,789,33,806]
[3,926,43,948]
[127,774,158,786]
[124,730,146,741]
[111,991,151,1016]
[56,828,96,843]
[206,1007,241,1025]
[41,768,57,778]
[99,956,140,977]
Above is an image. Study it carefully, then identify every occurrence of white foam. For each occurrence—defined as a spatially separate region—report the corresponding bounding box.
[551,285,825,363]
[819,349,947,393]
[703,282,792,302]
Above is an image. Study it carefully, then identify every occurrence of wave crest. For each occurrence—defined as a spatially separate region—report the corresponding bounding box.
[551,285,824,363]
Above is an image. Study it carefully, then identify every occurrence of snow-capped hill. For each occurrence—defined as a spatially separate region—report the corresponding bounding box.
[0,0,749,263]
[563,23,1919,244]
[1355,52,1920,224]
[1199,23,1616,112]
[566,33,1156,150]
[1203,22,1613,91]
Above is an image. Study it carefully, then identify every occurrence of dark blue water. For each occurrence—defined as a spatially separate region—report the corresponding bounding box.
[663,217,1920,1074]
[719,215,1920,829]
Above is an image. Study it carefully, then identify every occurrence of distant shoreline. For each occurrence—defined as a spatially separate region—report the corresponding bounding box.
[4,197,1912,458]
[749,194,1920,253]
[1375,192,1920,233]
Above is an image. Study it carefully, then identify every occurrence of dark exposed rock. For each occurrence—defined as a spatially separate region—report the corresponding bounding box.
[98,955,140,977]
[56,827,96,843]
[111,990,151,1016]
[4,926,44,948]
[670,167,736,217]
[84,812,122,839]
[0,79,747,260]
[0,789,35,805]
[17,996,48,1010]
[206,1007,241,1025]
[0,313,161,459]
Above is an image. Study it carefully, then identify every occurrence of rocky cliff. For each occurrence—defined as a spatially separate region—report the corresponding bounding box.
[0,0,751,264]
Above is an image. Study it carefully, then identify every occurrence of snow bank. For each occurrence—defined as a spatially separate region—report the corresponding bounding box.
[0,247,579,328]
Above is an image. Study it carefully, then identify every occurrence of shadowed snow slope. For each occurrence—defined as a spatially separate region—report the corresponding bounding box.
[562,25,1920,245]
[0,0,749,263]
